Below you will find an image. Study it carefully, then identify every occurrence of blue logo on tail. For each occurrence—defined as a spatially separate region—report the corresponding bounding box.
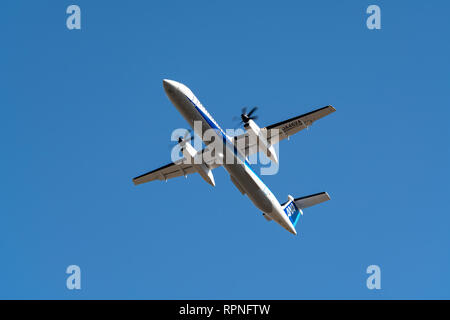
[284,201,302,227]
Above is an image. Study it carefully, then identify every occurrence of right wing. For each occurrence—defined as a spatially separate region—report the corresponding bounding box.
[132,148,222,185]
[133,160,196,185]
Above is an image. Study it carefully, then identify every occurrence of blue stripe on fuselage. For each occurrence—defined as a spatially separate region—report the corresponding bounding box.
[184,95,271,192]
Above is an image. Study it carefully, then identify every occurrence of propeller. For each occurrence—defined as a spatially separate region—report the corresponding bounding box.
[233,106,258,127]
[178,129,194,145]
[169,129,194,151]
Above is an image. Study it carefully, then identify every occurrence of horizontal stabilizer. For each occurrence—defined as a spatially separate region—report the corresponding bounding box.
[281,192,330,227]
[293,192,330,209]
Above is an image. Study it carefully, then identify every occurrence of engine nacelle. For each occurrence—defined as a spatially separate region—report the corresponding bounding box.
[180,140,215,187]
[180,140,197,162]
[244,119,278,163]
[195,163,215,187]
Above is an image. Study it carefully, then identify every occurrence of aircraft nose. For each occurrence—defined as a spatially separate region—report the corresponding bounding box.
[163,79,178,92]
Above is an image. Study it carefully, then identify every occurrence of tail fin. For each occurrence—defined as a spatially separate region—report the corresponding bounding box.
[282,192,331,227]
[282,199,302,227]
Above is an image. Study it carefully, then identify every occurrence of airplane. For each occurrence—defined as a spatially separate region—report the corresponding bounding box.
[132,79,335,235]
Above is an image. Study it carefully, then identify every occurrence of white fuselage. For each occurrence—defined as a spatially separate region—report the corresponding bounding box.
[162,79,296,235]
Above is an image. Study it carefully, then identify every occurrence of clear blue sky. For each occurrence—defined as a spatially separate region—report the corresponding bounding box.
[1,0,449,299]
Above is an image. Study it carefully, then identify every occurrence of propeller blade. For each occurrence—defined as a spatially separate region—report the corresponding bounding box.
[183,129,194,141]
[247,106,258,117]
[234,106,260,127]
[173,129,193,144]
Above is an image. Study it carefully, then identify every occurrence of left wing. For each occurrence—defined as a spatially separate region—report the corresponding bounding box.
[233,105,335,157]
[265,105,335,143]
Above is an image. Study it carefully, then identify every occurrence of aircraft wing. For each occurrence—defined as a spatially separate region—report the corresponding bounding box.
[132,148,222,185]
[265,105,336,142]
[234,105,335,157]
[133,160,195,185]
